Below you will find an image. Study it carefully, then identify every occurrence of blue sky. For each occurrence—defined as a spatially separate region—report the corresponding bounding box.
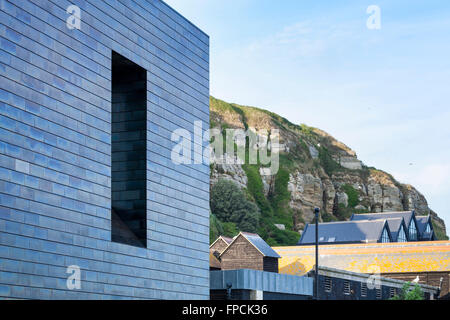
[165,0,450,232]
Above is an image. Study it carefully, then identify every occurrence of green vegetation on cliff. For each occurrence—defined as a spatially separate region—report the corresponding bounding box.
[433,220,449,240]
[240,164,300,246]
[210,179,260,234]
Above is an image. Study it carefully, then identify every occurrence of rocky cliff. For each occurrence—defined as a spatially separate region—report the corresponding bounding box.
[209,97,448,245]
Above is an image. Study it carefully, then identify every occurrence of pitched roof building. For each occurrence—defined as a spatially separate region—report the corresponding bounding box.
[298,210,435,245]
[384,218,409,242]
[210,235,233,254]
[416,215,436,241]
[298,220,392,245]
[210,232,281,273]
[210,236,234,271]
[350,211,424,241]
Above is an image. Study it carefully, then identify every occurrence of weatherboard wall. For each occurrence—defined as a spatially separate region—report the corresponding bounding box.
[220,234,266,272]
[0,0,210,299]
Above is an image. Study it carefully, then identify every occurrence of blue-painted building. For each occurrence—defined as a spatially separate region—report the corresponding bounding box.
[0,0,210,299]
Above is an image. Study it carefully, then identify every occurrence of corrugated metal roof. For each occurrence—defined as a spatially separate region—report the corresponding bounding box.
[298,220,389,245]
[240,232,281,258]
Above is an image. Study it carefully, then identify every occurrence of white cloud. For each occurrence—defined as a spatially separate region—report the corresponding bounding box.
[236,19,362,62]
[244,21,326,58]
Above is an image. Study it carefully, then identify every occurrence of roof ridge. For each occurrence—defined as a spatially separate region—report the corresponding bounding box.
[241,231,259,236]
[315,219,386,225]
[220,232,281,258]
[356,211,412,215]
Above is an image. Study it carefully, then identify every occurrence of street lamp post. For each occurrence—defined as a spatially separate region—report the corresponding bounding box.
[314,207,320,300]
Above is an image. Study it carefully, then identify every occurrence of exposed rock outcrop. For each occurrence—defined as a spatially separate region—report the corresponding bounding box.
[209,97,448,240]
[210,154,248,189]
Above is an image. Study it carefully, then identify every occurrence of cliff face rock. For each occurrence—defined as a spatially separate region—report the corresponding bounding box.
[401,184,432,214]
[288,172,323,223]
[211,156,248,189]
[209,97,448,242]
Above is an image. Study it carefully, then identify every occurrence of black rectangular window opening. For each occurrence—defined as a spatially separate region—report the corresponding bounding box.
[111,51,147,248]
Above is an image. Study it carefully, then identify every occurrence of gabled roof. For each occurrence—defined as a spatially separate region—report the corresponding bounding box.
[221,232,281,258]
[241,232,281,258]
[350,211,415,228]
[298,220,392,245]
[416,215,435,240]
[385,218,408,241]
[210,235,233,249]
[221,236,233,244]
[416,215,431,233]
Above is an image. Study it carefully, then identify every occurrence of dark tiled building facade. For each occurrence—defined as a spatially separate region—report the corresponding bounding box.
[0,0,210,299]
[311,267,439,300]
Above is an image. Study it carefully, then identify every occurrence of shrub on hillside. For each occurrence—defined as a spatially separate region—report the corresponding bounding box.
[341,184,359,208]
[210,179,260,233]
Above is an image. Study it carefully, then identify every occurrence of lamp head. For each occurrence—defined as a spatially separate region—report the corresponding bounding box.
[314,207,320,217]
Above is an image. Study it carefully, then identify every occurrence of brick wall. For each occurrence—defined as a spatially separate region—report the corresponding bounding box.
[0,0,209,299]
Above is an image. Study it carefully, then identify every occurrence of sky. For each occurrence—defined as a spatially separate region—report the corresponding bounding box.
[165,0,450,232]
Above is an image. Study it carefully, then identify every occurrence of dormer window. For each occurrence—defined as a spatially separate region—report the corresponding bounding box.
[381,228,390,243]
[409,220,418,241]
[398,226,407,242]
